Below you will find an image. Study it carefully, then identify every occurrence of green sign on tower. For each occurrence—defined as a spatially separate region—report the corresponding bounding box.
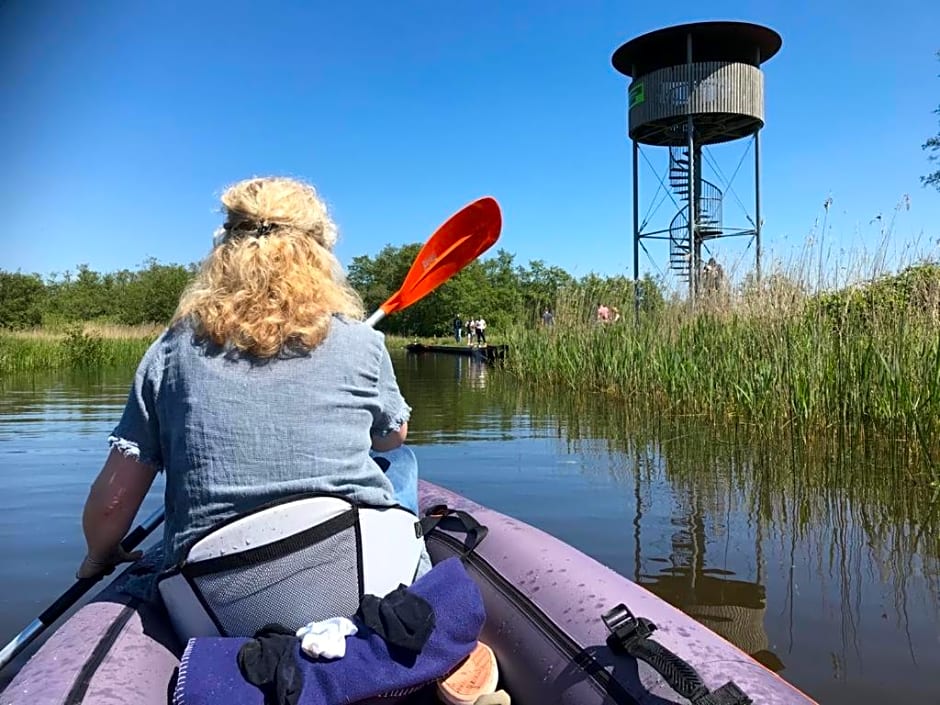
[629,82,645,109]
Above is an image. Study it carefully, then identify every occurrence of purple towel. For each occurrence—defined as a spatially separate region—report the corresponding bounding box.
[174,557,485,705]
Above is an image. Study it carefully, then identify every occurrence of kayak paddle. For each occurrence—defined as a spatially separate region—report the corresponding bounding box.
[365,196,501,326]
[0,195,503,673]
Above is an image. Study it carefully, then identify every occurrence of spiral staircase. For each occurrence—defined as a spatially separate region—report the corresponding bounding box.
[667,147,724,283]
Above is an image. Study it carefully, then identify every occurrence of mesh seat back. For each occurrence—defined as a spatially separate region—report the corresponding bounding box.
[159,494,426,641]
[185,507,362,636]
[160,494,365,639]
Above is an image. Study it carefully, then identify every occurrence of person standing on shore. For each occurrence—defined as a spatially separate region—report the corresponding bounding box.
[453,315,463,344]
[475,317,487,345]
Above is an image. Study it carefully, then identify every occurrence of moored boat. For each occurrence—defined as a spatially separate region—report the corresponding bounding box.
[0,480,817,705]
[405,343,507,362]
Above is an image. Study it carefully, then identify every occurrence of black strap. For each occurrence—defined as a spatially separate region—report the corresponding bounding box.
[419,504,488,558]
[602,604,752,705]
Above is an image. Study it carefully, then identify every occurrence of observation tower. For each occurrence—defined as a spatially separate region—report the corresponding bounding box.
[611,21,782,303]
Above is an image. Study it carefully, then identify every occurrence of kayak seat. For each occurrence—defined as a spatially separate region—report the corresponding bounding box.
[158,493,426,642]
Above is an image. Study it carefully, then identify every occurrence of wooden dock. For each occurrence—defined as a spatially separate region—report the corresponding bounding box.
[405,343,507,363]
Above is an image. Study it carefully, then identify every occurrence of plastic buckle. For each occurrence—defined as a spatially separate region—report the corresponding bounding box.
[601,603,656,650]
[425,504,449,518]
[697,682,752,705]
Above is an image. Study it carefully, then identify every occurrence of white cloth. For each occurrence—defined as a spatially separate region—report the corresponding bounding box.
[295,617,358,659]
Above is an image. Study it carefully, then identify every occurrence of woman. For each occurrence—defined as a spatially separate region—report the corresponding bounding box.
[76,176,423,599]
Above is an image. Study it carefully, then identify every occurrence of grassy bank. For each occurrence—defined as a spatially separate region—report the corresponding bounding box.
[0,324,161,375]
[0,325,488,375]
[502,262,940,443]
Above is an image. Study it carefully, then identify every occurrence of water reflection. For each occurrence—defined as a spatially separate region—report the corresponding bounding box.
[398,353,510,442]
[636,494,782,671]
[451,356,488,390]
[0,354,938,702]
[397,351,940,702]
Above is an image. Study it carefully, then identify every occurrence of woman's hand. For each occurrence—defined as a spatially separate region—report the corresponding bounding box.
[371,422,408,452]
[76,545,143,579]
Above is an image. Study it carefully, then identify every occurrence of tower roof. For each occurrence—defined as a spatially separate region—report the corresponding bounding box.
[612,21,782,78]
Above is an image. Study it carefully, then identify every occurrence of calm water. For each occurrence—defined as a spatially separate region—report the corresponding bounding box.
[1,351,938,702]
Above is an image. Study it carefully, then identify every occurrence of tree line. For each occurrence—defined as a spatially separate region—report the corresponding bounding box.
[0,248,665,336]
[0,258,196,329]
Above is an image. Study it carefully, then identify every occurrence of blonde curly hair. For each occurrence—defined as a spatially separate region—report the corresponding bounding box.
[171,177,364,357]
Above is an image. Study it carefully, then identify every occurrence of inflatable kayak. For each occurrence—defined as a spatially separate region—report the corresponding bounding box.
[0,481,817,705]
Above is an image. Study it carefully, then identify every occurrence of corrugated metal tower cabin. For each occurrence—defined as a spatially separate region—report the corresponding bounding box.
[611,21,782,306]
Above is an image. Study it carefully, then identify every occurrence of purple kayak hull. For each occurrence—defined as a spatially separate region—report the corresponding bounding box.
[1,481,817,705]
[419,481,816,705]
[0,594,179,705]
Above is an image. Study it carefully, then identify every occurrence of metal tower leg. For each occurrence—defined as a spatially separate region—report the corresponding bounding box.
[754,130,762,283]
[632,139,640,324]
[693,145,703,293]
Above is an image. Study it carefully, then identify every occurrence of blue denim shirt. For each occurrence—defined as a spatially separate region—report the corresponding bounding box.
[109,315,411,597]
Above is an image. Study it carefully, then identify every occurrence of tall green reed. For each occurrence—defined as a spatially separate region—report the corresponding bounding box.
[0,325,153,375]
[502,262,940,466]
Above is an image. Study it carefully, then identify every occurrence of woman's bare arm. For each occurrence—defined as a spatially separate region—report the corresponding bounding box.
[78,447,158,577]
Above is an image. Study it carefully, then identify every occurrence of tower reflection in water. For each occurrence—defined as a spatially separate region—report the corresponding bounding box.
[635,481,785,672]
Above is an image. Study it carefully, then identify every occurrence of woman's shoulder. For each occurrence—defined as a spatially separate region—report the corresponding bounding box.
[328,314,384,346]
[138,325,176,363]
[139,320,214,370]
[325,315,391,371]
[149,315,388,367]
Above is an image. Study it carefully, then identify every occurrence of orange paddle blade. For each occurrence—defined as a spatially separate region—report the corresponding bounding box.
[381,197,502,315]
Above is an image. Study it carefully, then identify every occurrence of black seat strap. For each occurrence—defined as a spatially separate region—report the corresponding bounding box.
[602,604,752,705]
[419,504,488,558]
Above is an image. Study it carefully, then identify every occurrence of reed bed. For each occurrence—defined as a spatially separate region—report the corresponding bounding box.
[0,326,476,375]
[8,322,166,340]
[0,325,158,375]
[502,262,940,448]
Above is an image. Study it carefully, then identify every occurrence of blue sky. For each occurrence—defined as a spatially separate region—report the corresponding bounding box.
[1,1,938,290]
